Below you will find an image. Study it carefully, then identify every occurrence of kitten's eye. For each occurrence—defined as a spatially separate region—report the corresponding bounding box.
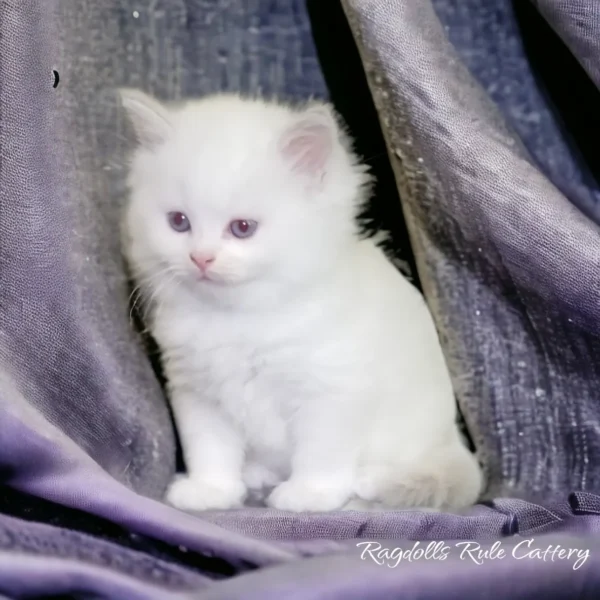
[230,219,258,239]
[168,211,191,233]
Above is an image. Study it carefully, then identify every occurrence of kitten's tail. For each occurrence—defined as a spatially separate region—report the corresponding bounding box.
[354,443,483,511]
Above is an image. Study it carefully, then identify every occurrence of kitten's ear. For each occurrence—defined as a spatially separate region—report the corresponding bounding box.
[118,88,173,150]
[279,104,336,181]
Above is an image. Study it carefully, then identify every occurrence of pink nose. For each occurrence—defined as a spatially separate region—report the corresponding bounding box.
[190,252,215,271]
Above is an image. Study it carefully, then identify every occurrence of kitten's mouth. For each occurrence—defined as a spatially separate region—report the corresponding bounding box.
[196,272,224,285]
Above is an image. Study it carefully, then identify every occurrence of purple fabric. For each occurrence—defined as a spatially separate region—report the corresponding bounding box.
[431,0,600,225]
[1,506,600,598]
[1,0,600,598]
[533,0,600,89]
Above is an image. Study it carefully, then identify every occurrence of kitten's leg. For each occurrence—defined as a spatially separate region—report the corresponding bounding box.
[355,441,482,511]
[267,398,359,512]
[166,398,246,511]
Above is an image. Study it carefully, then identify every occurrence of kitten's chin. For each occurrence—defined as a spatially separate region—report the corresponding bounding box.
[193,272,241,287]
[197,274,224,285]
[183,267,266,296]
[195,267,259,287]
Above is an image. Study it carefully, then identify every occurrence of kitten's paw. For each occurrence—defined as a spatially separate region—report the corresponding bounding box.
[267,478,352,512]
[166,476,246,512]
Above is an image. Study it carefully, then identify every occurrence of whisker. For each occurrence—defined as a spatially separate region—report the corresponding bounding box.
[126,265,182,328]
[140,269,180,322]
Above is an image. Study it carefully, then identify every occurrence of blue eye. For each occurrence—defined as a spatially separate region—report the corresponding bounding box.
[168,211,191,233]
[230,219,258,239]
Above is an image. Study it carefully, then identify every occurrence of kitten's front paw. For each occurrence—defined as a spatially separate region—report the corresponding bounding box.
[267,478,352,512]
[166,476,246,512]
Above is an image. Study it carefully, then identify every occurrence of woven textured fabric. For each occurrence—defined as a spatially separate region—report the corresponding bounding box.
[432,0,600,224]
[533,0,600,88]
[1,0,600,598]
[0,0,175,501]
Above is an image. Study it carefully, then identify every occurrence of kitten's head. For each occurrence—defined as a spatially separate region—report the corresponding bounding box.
[120,89,370,305]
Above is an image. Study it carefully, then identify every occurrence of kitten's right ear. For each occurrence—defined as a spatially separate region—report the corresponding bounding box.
[279,103,336,184]
[118,88,172,150]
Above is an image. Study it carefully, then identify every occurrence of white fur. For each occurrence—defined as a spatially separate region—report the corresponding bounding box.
[120,90,483,513]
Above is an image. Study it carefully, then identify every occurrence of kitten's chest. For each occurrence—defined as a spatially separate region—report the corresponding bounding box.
[162,315,312,420]
[206,342,306,406]
[199,336,307,454]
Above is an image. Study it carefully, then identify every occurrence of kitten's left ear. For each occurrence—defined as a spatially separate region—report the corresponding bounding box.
[119,88,173,150]
[279,103,337,182]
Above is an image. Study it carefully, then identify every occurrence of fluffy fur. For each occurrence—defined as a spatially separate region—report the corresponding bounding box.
[120,89,483,513]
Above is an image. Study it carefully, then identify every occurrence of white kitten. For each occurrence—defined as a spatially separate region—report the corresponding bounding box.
[120,89,483,513]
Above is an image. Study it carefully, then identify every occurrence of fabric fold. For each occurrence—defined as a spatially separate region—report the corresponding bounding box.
[0,0,176,501]
[532,0,600,89]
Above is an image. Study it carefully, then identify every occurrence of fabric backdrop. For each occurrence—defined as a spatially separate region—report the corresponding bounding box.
[1,0,600,598]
